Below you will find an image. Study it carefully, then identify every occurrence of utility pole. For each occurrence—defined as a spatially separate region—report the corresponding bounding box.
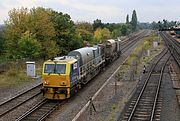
[89,98,96,116]
[115,79,117,95]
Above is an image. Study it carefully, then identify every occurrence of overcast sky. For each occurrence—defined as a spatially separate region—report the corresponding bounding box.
[0,0,179,24]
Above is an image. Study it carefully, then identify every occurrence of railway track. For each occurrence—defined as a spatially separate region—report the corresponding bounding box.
[16,99,65,121]
[0,30,149,121]
[121,33,141,47]
[72,30,150,121]
[120,49,170,121]
[121,30,149,53]
[0,83,42,118]
[15,30,150,121]
[160,31,180,67]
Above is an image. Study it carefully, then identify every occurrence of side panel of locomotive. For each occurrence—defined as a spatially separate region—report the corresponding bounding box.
[68,46,105,84]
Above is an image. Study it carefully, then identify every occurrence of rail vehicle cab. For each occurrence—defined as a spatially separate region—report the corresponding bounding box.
[42,56,79,100]
[105,39,117,62]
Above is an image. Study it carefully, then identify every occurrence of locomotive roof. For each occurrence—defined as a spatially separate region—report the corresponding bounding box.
[68,46,98,58]
[106,39,116,44]
[73,46,97,52]
[68,46,99,66]
[46,56,77,64]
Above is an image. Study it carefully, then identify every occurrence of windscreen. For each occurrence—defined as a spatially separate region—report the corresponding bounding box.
[44,64,66,74]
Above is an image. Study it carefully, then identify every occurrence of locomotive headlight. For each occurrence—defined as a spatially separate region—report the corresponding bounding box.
[44,81,49,85]
[60,81,66,86]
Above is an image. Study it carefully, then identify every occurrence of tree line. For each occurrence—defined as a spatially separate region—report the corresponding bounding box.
[0,7,138,60]
[151,20,179,30]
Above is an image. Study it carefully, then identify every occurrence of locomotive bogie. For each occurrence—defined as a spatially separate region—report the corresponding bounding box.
[42,87,70,100]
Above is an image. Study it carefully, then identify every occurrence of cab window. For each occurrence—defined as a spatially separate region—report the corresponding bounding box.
[44,64,66,74]
[56,64,66,74]
[44,64,55,73]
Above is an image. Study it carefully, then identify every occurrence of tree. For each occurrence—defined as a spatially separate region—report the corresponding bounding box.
[76,29,93,42]
[4,7,58,59]
[93,19,104,31]
[126,14,129,24]
[151,21,159,29]
[0,30,5,55]
[30,7,56,59]
[158,21,163,30]
[121,24,128,36]
[111,28,122,38]
[41,39,59,59]
[29,7,55,43]
[104,23,119,32]
[94,28,111,43]
[17,31,41,59]
[163,19,168,29]
[75,22,93,42]
[49,10,82,55]
[4,7,30,58]
[131,10,138,31]
[76,21,93,33]
[150,20,179,30]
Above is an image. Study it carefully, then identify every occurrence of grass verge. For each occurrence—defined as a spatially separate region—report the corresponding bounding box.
[0,60,43,88]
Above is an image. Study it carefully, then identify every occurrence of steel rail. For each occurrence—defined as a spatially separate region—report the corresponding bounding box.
[127,49,168,121]
[121,30,148,52]
[37,100,65,121]
[15,99,48,121]
[16,98,65,121]
[0,83,42,117]
[0,83,42,106]
[150,54,171,121]
[160,32,180,67]
[0,92,41,117]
